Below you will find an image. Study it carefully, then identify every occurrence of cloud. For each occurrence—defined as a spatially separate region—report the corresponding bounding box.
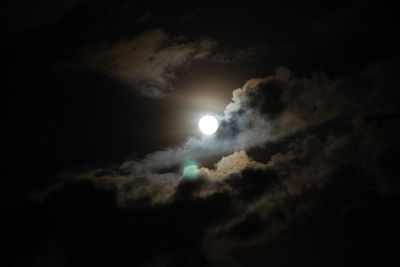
[114,65,359,174]
[37,131,400,264]
[24,121,391,266]
[17,61,400,266]
[52,61,400,207]
[200,151,266,181]
[75,28,220,97]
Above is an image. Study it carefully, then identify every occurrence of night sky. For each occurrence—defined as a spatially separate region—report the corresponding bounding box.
[3,1,400,266]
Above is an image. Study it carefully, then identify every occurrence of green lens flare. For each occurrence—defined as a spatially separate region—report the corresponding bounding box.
[181,160,200,179]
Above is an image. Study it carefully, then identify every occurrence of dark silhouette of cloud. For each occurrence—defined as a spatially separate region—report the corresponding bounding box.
[3,2,400,265]
[226,168,280,202]
[74,28,222,97]
[28,58,397,266]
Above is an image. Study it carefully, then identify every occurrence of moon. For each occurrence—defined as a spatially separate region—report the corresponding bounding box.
[199,115,219,135]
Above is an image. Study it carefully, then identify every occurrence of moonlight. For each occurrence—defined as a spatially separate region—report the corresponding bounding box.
[199,115,219,135]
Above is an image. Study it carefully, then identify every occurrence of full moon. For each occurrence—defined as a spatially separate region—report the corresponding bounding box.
[199,115,219,135]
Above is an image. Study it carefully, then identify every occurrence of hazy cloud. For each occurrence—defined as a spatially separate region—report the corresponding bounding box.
[76,28,220,97]
[21,61,400,266]
[118,66,358,172]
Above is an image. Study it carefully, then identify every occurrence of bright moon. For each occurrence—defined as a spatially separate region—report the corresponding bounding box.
[199,115,219,135]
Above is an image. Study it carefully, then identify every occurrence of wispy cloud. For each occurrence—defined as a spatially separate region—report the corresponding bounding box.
[75,28,220,97]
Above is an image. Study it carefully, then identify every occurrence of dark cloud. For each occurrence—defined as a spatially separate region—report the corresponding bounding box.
[245,79,287,118]
[24,79,396,264]
[13,113,397,266]
[121,62,391,172]
[73,28,222,97]
[4,103,400,266]
[227,212,268,240]
[4,2,400,266]
[215,110,245,139]
[227,168,280,202]
[3,177,237,266]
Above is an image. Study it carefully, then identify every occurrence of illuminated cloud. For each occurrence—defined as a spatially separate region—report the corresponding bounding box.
[117,66,352,173]
[5,2,400,266]
[76,28,220,97]
[28,60,400,265]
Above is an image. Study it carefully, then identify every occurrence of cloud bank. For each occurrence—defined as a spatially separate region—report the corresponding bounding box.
[6,62,400,266]
[116,64,376,173]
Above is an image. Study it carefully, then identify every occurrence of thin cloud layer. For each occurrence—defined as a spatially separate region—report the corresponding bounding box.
[76,28,219,97]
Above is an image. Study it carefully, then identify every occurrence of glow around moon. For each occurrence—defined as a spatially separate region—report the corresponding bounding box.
[199,115,219,135]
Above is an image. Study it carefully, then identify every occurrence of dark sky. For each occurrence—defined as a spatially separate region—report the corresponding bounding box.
[2,1,400,266]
